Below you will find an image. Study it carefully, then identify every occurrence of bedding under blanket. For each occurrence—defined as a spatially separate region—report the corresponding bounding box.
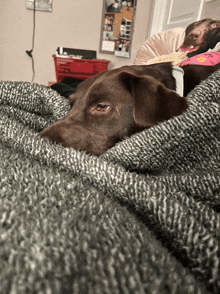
[0,70,220,294]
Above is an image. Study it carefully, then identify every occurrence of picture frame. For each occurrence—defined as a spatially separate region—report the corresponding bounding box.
[26,0,52,12]
[100,0,137,58]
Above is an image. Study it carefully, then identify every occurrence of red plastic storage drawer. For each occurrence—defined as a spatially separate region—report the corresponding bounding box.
[53,55,110,82]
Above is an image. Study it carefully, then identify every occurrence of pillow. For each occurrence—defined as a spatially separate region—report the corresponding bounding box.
[133,28,186,65]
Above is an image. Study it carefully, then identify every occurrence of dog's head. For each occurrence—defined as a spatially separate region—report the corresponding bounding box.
[179,18,220,57]
[40,63,187,156]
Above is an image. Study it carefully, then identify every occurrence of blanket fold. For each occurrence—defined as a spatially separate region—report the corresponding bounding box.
[0,70,220,293]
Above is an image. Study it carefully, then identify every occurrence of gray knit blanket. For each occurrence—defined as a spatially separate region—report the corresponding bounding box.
[0,69,220,294]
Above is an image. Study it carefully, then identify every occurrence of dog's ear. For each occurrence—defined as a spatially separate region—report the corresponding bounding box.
[120,71,188,128]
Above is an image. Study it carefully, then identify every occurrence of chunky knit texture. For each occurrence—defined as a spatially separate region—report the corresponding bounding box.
[0,71,220,294]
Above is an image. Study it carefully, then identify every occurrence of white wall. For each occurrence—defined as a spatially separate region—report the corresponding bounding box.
[1,0,218,85]
[201,0,220,19]
[0,0,153,85]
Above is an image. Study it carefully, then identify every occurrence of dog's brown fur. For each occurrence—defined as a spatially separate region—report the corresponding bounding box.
[40,62,220,155]
[182,18,220,57]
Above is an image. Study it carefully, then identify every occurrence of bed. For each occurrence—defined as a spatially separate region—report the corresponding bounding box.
[2,17,220,293]
[0,62,220,293]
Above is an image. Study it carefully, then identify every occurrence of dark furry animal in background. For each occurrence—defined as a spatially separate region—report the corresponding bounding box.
[179,18,220,57]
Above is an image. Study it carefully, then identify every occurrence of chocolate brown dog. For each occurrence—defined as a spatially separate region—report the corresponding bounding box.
[179,18,220,57]
[40,62,220,156]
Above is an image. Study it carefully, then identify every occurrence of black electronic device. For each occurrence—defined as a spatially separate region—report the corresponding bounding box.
[56,47,97,59]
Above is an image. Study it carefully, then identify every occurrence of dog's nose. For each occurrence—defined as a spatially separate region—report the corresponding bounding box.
[188,32,202,44]
[193,35,199,40]
[190,30,201,40]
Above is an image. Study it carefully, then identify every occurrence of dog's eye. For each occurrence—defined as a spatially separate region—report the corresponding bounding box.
[210,23,218,28]
[94,104,110,112]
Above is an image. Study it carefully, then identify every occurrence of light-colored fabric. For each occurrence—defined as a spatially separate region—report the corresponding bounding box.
[144,51,187,66]
[172,65,184,96]
[133,28,186,65]
[209,41,220,52]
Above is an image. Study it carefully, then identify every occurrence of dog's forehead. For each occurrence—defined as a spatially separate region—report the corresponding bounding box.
[196,19,220,29]
[72,65,163,108]
[83,70,128,102]
[185,18,218,35]
[193,18,214,26]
